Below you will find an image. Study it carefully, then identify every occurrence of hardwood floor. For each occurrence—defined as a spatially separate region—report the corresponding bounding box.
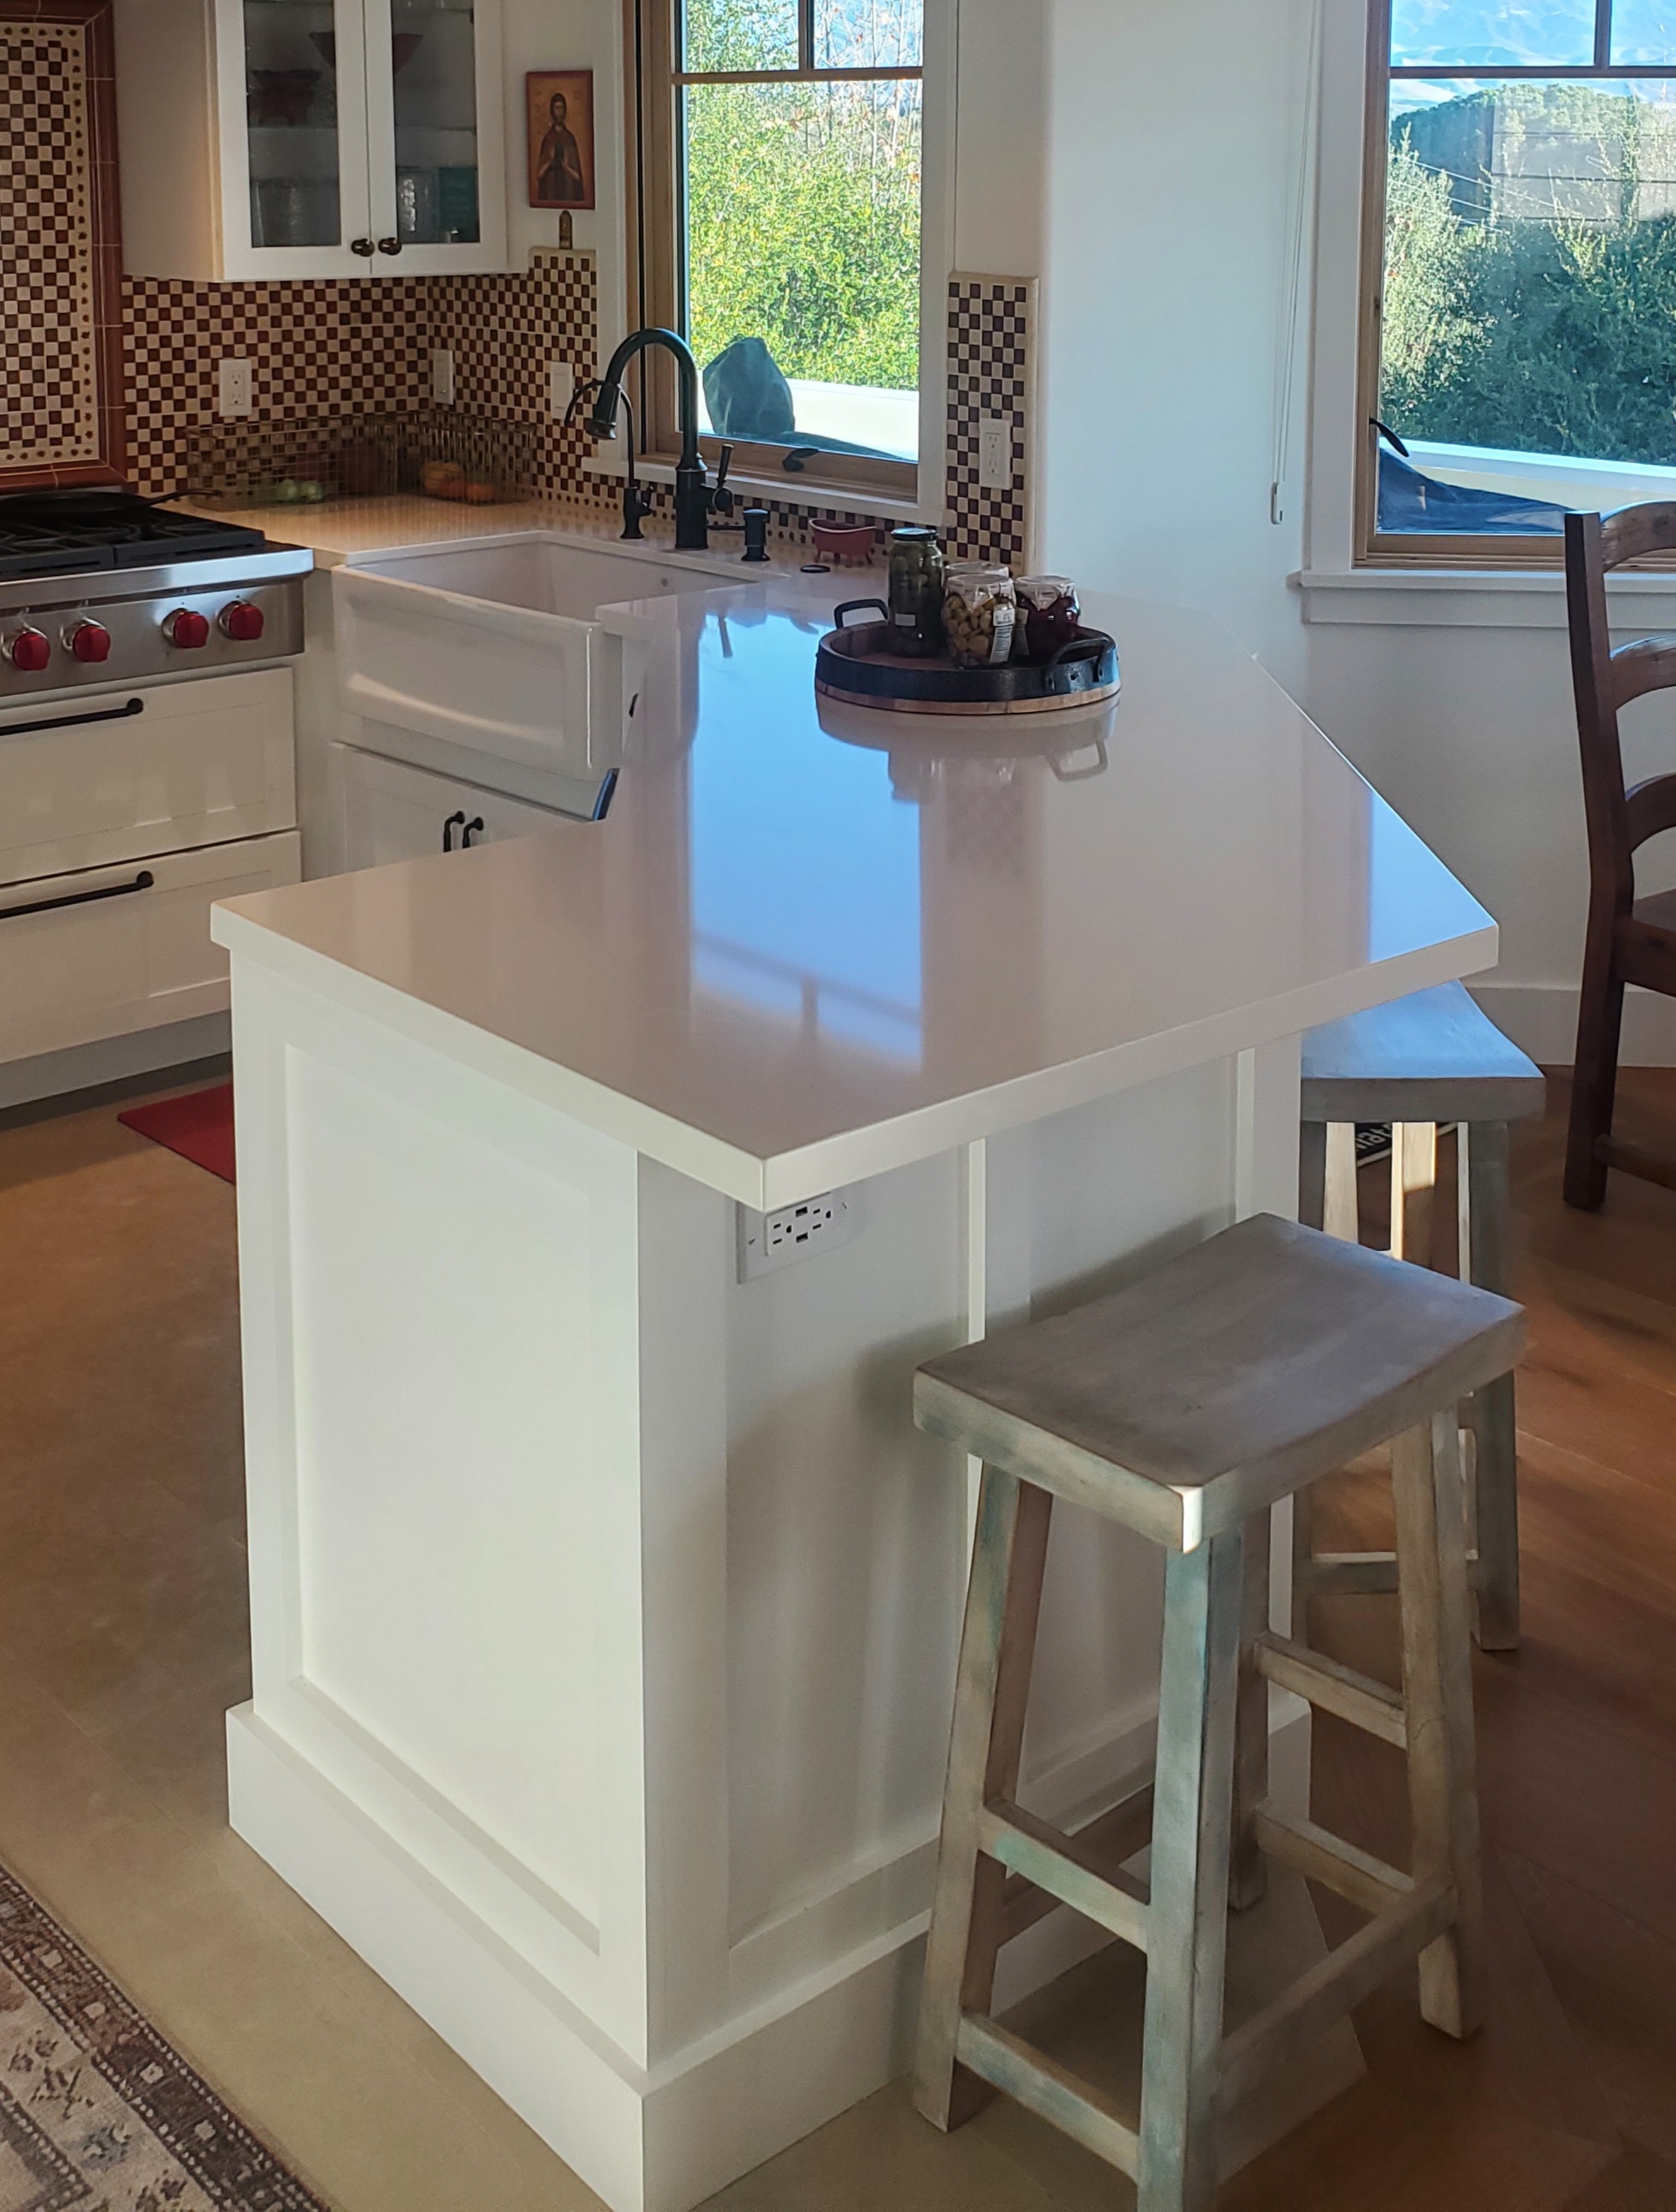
[0,1068,1671,2211]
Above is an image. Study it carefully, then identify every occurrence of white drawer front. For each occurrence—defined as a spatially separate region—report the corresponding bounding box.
[0,669,297,889]
[0,830,302,1067]
[334,744,578,873]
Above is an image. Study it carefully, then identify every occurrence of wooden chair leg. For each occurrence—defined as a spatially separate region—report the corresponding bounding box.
[1391,1412,1486,2041]
[914,1466,1053,2132]
[1137,1528,1245,2212]
[1565,941,1624,1213]
[1390,1121,1438,1265]
[1461,1121,1520,1651]
[1230,1507,1273,1910]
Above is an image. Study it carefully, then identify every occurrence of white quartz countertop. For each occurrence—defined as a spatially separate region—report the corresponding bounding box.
[214,581,1496,1207]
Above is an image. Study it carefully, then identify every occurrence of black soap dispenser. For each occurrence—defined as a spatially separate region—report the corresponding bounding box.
[741,507,770,563]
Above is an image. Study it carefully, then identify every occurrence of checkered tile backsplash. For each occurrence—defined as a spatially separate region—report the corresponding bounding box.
[944,275,1035,570]
[1,22,102,469]
[10,165,1037,560]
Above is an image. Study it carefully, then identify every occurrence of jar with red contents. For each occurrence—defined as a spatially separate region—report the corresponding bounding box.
[1014,575,1081,662]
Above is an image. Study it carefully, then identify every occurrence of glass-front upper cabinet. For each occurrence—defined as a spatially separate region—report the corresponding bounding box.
[112,0,507,281]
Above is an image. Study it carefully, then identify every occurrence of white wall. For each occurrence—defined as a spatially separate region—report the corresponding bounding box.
[1035,0,1319,692]
[500,0,628,321]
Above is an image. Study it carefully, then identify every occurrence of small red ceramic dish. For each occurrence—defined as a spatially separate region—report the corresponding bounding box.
[809,522,879,564]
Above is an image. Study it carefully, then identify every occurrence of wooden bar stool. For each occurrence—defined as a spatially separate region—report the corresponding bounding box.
[913,1213,1523,2212]
[1296,981,1544,1652]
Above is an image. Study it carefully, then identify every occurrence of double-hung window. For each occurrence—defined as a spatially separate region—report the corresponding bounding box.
[629,0,925,502]
[1362,0,1676,561]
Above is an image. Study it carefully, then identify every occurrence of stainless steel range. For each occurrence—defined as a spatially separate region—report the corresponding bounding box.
[0,489,310,1103]
[0,490,309,698]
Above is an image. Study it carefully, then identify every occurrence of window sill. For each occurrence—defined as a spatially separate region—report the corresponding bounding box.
[581,449,933,525]
[1295,566,1676,629]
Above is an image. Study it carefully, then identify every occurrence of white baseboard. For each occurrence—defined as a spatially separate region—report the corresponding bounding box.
[228,1697,1318,2212]
[1469,982,1676,1068]
[0,1012,231,1111]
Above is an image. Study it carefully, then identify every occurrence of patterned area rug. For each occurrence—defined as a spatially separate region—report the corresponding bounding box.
[0,1866,328,2210]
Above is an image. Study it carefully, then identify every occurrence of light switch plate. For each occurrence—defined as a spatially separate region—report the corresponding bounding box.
[217,359,252,418]
[548,360,575,418]
[977,416,1012,491]
[432,348,455,406]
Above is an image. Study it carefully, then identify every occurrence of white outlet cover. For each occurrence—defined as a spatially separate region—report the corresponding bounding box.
[432,348,455,405]
[737,1188,861,1281]
[217,358,252,419]
[548,360,575,417]
[977,415,1011,491]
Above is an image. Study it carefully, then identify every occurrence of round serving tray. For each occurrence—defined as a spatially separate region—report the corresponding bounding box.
[814,599,1121,716]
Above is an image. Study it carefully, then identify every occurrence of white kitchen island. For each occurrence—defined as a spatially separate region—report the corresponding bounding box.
[211,579,1494,2212]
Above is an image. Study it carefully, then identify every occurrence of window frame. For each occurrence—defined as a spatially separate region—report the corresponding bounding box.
[623,0,932,507]
[1356,0,1676,567]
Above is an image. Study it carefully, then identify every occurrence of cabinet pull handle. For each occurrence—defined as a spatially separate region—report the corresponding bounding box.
[442,809,467,853]
[0,867,154,924]
[459,816,485,848]
[376,236,403,256]
[351,236,376,258]
[2,696,143,741]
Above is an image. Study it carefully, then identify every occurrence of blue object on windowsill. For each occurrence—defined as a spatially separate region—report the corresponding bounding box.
[1376,428,1569,535]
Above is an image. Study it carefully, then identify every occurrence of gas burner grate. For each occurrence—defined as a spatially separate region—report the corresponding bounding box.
[0,491,270,582]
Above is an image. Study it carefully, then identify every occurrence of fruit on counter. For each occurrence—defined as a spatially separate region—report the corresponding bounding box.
[269,478,327,504]
[420,459,467,497]
[463,481,499,503]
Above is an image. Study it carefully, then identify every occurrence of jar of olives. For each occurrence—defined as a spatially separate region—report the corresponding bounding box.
[887,526,947,657]
[942,565,1018,669]
[1014,575,1081,662]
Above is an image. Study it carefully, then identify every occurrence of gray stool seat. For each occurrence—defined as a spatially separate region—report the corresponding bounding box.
[1297,982,1545,1652]
[1301,980,1546,1126]
[917,1214,1524,1550]
[912,1213,1525,2212]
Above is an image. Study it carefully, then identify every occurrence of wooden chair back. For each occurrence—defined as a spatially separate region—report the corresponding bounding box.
[1563,505,1676,921]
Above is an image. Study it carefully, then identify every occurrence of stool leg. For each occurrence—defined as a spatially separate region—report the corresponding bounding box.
[1137,1527,1245,2212]
[1231,1508,1273,1910]
[1323,1121,1360,1244]
[1289,1485,1314,1642]
[1391,1411,1486,2040]
[1463,1120,1521,1652]
[1390,1121,1438,1264]
[1298,1120,1327,1231]
[915,1466,1053,2132]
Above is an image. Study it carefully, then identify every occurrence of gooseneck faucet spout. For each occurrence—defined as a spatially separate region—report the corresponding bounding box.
[587,328,709,553]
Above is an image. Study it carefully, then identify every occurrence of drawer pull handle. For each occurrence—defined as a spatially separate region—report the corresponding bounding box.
[460,815,485,848]
[442,809,467,852]
[2,696,144,741]
[0,867,155,924]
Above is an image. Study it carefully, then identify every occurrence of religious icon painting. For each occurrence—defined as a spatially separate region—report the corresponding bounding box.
[527,70,595,210]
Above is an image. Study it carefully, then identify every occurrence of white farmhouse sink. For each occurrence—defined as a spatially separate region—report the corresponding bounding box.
[334,534,726,817]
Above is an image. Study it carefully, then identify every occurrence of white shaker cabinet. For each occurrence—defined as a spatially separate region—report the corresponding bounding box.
[334,744,586,871]
[114,0,507,280]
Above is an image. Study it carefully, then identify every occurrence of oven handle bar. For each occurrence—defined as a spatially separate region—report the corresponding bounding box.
[0,697,144,741]
[0,868,155,924]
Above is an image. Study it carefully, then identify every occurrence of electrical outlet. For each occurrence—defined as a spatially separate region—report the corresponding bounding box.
[432,347,455,406]
[217,358,252,419]
[737,1188,860,1281]
[977,415,1012,491]
[548,360,575,418]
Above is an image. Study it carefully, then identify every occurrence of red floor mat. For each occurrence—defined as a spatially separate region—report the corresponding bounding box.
[117,1082,235,1184]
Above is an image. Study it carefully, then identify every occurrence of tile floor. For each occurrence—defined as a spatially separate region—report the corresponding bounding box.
[1,1070,1673,2212]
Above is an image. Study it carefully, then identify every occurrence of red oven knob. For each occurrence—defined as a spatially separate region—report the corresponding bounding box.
[219,599,265,642]
[8,628,51,673]
[69,620,112,664]
[163,608,210,649]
